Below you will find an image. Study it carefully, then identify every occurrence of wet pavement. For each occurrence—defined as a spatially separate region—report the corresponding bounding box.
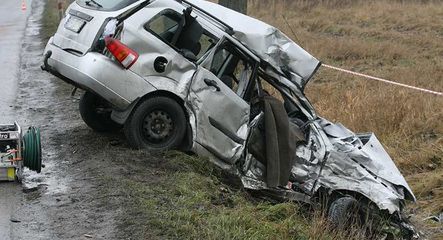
[0,1,32,240]
[0,185,21,240]
[0,0,31,123]
[0,1,142,238]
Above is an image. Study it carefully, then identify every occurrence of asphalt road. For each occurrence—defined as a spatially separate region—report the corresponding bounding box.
[0,1,126,238]
[0,1,32,239]
[0,0,31,123]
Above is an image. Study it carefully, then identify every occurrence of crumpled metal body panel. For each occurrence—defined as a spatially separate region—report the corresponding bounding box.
[116,1,252,165]
[352,135,415,200]
[313,118,415,213]
[290,123,327,192]
[318,151,404,214]
[264,69,317,119]
[241,116,414,213]
[188,67,250,164]
[188,0,321,87]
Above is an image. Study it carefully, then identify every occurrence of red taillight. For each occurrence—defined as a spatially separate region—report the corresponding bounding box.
[105,36,139,69]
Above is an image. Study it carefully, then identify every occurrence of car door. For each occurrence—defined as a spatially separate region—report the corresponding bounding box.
[188,39,258,164]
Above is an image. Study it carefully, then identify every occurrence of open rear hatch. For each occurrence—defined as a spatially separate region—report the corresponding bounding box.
[51,0,145,55]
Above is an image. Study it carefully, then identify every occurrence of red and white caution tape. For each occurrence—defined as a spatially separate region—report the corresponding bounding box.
[322,64,443,97]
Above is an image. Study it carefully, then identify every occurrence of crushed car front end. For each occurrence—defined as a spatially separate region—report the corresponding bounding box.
[315,118,415,213]
[313,119,418,237]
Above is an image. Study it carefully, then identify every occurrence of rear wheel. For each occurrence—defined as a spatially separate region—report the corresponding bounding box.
[124,96,186,151]
[79,92,122,132]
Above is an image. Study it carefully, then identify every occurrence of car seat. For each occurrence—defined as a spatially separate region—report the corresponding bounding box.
[174,9,204,59]
[220,75,234,89]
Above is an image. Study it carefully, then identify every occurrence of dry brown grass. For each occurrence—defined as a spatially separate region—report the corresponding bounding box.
[245,0,442,237]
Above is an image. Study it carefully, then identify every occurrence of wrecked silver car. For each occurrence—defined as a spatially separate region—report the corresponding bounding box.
[42,0,417,237]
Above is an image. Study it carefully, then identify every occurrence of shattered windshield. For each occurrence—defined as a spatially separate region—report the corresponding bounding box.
[76,0,139,11]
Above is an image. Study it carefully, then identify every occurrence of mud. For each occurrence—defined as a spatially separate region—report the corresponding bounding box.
[7,1,165,239]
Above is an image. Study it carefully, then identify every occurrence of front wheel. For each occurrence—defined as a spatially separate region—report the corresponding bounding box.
[328,196,364,228]
[124,96,186,151]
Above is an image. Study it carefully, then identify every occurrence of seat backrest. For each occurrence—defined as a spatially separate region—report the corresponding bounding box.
[220,75,234,89]
[175,19,204,56]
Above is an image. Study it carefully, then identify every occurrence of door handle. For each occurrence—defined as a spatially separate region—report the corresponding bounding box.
[204,78,220,92]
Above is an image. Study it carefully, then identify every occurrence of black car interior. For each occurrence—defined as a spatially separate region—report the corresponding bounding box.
[146,7,214,61]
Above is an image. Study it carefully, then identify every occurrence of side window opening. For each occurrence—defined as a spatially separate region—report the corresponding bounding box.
[251,74,308,126]
[260,78,285,102]
[208,41,255,99]
[147,12,181,43]
[145,8,218,61]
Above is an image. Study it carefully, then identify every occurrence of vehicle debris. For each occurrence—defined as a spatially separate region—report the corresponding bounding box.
[41,0,418,238]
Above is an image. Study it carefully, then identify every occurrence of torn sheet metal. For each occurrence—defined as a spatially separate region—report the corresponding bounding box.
[188,66,250,164]
[187,0,321,88]
[318,151,404,214]
[243,116,415,213]
[314,118,416,213]
[317,118,415,201]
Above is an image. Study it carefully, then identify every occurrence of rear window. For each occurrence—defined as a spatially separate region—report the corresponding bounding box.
[147,12,181,42]
[145,10,218,59]
[76,0,139,11]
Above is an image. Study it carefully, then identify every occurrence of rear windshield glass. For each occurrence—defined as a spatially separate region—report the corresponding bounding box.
[76,0,139,11]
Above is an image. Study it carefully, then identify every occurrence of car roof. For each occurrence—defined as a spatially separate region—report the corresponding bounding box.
[147,0,320,88]
[184,0,321,86]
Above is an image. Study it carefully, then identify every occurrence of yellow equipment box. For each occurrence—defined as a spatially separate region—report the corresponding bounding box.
[0,122,41,182]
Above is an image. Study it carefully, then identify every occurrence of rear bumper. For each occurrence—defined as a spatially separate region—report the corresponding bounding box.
[42,37,133,110]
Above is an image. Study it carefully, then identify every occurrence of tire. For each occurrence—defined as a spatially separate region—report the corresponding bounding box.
[328,196,364,229]
[124,96,187,151]
[79,92,122,132]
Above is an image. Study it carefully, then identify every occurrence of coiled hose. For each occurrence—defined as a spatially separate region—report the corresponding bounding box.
[23,127,42,173]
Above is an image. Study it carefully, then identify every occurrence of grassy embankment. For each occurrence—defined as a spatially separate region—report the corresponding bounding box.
[42,0,442,239]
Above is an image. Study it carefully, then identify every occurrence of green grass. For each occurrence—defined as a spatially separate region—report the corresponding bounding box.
[112,153,311,239]
[41,0,62,41]
[103,152,371,240]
